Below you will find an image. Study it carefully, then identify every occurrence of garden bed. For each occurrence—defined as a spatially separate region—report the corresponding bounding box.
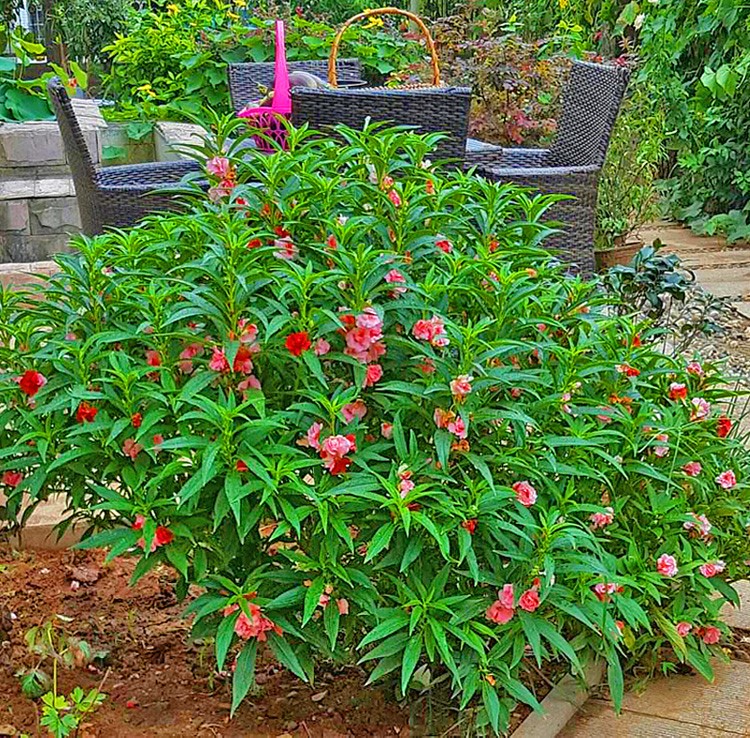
[0,545,562,737]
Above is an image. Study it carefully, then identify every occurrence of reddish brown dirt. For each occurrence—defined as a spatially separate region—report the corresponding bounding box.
[0,546,548,737]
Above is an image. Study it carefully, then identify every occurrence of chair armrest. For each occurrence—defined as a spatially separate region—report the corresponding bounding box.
[97,160,201,187]
[471,163,600,179]
[465,147,551,168]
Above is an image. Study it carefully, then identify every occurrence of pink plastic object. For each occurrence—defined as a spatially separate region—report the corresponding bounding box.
[237,20,291,151]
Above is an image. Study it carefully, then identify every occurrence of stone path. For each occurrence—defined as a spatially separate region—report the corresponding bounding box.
[564,223,750,737]
[639,222,750,318]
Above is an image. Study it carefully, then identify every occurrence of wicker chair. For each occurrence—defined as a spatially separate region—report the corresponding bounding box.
[465,60,630,275]
[48,78,202,236]
[291,86,472,162]
[228,59,364,113]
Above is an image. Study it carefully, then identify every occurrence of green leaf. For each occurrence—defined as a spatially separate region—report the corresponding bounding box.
[365,522,396,562]
[400,634,422,695]
[607,652,624,713]
[358,611,409,649]
[215,611,237,672]
[302,577,325,626]
[482,681,501,734]
[268,632,309,682]
[324,598,341,650]
[231,641,258,715]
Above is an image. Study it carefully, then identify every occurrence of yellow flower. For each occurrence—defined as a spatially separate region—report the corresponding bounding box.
[558,0,569,7]
[234,0,247,6]
[363,15,384,29]
[166,3,179,15]
[227,10,239,20]
[136,83,156,98]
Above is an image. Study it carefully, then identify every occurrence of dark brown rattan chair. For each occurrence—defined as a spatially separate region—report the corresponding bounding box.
[465,60,630,275]
[48,78,202,236]
[291,86,472,162]
[228,59,364,113]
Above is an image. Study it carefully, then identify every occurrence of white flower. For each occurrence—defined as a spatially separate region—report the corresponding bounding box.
[634,13,645,29]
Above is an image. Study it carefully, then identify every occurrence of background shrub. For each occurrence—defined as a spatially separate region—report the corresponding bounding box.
[1,120,748,733]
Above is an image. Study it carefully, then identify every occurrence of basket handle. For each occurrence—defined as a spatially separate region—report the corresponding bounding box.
[328,7,440,88]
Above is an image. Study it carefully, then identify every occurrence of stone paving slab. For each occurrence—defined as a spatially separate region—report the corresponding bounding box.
[564,656,750,736]
[721,580,750,630]
[560,700,742,737]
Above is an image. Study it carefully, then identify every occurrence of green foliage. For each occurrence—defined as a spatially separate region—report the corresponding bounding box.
[50,0,134,67]
[0,24,87,123]
[1,121,749,733]
[632,1,750,240]
[100,0,424,121]
[41,688,107,738]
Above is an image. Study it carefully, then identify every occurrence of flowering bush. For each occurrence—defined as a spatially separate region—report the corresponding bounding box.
[1,120,749,734]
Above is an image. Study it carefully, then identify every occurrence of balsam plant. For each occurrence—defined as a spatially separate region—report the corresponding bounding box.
[1,120,748,734]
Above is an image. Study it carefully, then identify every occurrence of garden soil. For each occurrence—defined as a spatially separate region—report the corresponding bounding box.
[0,546,541,737]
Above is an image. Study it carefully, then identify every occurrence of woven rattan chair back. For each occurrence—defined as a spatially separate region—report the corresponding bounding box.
[229,59,363,113]
[548,60,630,169]
[47,78,101,234]
[291,86,472,162]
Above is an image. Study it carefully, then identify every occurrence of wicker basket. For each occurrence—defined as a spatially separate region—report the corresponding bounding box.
[291,7,471,162]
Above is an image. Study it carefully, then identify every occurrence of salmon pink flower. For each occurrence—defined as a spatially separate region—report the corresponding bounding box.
[387,189,401,207]
[434,410,454,433]
[518,588,540,613]
[337,598,349,615]
[592,582,622,602]
[435,235,453,253]
[447,415,468,440]
[306,422,322,451]
[123,439,143,460]
[384,269,407,297]
[684,512,712,540]
[342,399,367,423]
[716,470,737,489]
[314,338,330,356]
[206,156,232,178]
[132,514,146,531]
[690,397,711,421]
[273,238,298,260]
[450,375,473,401]
[237,375,261,395]
[699,560,725,578]
[233,603,282,642]
[16,370,47,397]
[236,459,249,472]
[682,461,702,477]
[462,519,478,534]
[209,347,230,373]
[686,361,704,377]
[326,234,338,249]
[145,350,161,367]
[701,626,721,645]
[320,434,356,475]
[676,622,692,637]
[656,553,678,577]
[363,364,383,388]
[153,434,164,449]
[589,507,614,529]
[1,471,23,488]
[486,584,515,624]
[616,364,639,377]
[398,466,415,497]
[654,434,669,457]
[425,179,435,195]
[131,412,143,428]
[247,238,262,249]
[232,345,254,374]
[717,415,732,438]
[412,316,449,347]
[668,382,687,401]
[512,480,537,507]
[381,422,393,439]
[285,331,311,357]
[417,358,436,374]
[178,343,203,373]
[75,401,98,423]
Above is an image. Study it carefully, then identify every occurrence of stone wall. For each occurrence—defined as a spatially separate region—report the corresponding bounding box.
[0,106,204,264]
[0,100,107,263]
